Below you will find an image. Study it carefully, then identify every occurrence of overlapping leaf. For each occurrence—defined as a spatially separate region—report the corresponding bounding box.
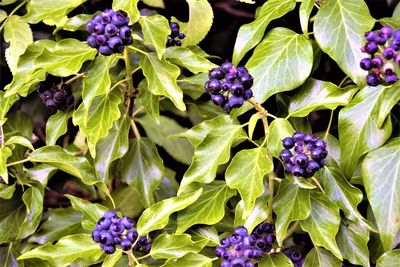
[151,233,207,259]
[46,110,73,145]
[139,14,170,59]
[112,0,140,24]
[164,47,217,74]
[259,253,293,267]
[25,0,86,24]
[268,118,295,158]
[304,247,342,267]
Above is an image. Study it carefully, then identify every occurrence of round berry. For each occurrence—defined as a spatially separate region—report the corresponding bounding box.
[242,235,256,247]
[234,226,248,237]
[119,26,131,39]
[143,243,152,254]
[121,216,134,229]
[105,23,118,36]
[108,36,123,50]
[391,38,400,51]
[96,35,107,45]
[92,229,101,242]
[99,45,113,55]
[220,237,231,248]
[112,12,127,26]
[240,74,253,89]
[292,166,304,177]
[175,40,182,46]
[245,261,254,267]
[282,137,295,149]
[65,94,74,106]
[46,99,57,109]
[229,234,242,244]
[126,230,138,242]
[211,94,225,106]
[295,153,308,167]
[383,47,395,60]
[221,260,232,267]
[86,20,96,33]
[371,57,384,68]
[381,26,393,38]
[87,35,98,48]
[99,231,113,245]
[228,96,244,108]
[104,210,116,218]
[170,22,179,30]
[120,239,133,251]
[110,222,124,236]
[394,54,400,65]
[221,61,234,73]
[221,81,231,91]
[178,33,185,39]
[222,102,232,113]
[101,244,116,254]
[280,149,292,161]
[383,62,395,74]
[93,23,105,34]
[385,72,398,84]
[366,73,380,86]
[243,89,253,100]
[215,247,226,258]
[231,257,245,267]
[360,58,372,71]
[96,217,112,230]
[230,82,244,96]
[364,31,376,42]
[205,79,221,94]
[365,42,378,54]
[41,90,53,100]
[138,236,148,246]
[209,68,225,79]
[293,132,305,143]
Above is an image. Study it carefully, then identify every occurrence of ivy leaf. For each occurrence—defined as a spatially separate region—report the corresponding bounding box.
[174,0,213,46]
[336,219,370,267]
[102,185,143,218]
[19,187,44,239]
[303,247,342,267]
[0,147,12,183]
[54,13,93,33]
[377,82,400,127]
[27,164,58,186]
[102,251,123,267]
[3,15,33,74]
[314,0,375,85]
[18,234,103,266]
[161,252,213,267]
[268,118,295,159]
[24,0,87,24]
[246,27,313,105]
[179,121,245,193]
[0,10,6,23]
[288,79,357,117]
[300,192,342,260]
[259,253,293,267]
[176,182,236,234]
[232,0,296,64]
[112,0,140,24]
[142,0,165,8]
[234,192,269,232]
[140,52,185,111]
[0,91,19,119]
[46,110,73,145]
[120,138,165,208]
[376,250,400,267]
[139,14,170,59]
[178,72,208,100]
[339,86,392,178]
[136,80,160,123]
[273,179,311,245]
[66,195,108,230]
[137,188,202,235]
[362,138,400,251]
[29,145,98,185]
[226,147,273,218]
[299,0,314,35]
[94,115,130,183]
[0,183,16,199]
[164,47,218,74]
[150,233,207,259]
[320,167,372,230]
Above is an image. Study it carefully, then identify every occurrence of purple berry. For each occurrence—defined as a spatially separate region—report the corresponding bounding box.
[178,33,185,39]
[101,244,116,254]
[280,149,292,161]
[360,58,372,71]
[234,226,248,237]
[295,153,308,167]
[99,45,113,55]
[99,231,113,245]
[221,61,234,73]
[96,217,112,230]
[383,47,395,60]
[120,239,133,251]
[112,12,127,26]
[105,23,118,36]
[243,89,253,100]
[385,72,398,84]
[292,166,304,177]
[211,94,225,106]
[364,31,376,42]
[228,96,244,108]
[87,35,98,48]
[282,137,295,149]
[394,54,400,65]
[93,23,105,34]
[96,35,107,45]
[121,216,134,229]
[104,210,116,218]
[126,230,138,242]
[86,20,96,33]
[240,73,253,89]
[209,68,225,79]
[46,99,57,109]
[119,26,131,39]
[381,26,393,38]
[205,79,221,94]
[365,42,378,54]
[109,37,123,52]
[366,73,380,86]
[110,222,124,236]
[92,229,101,242]
[215,247,226,258]
[230,82,244,96]
[220,238,231,248]
[231,257,245,267]
[175,40,182,46]
[371,57,383,68]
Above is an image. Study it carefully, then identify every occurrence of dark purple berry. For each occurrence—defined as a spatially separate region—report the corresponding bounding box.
[292,166,304,177]
[295,153,308,167]
[46,99,57,109]
[170,22,179,30]
[221,260,232,267]
[175,40,182,46]
[240,74,253,89]
[215,247,226,258]
[99,45,113,56]
[228,96,244,108]
[371,57,384,68]
[381,26,393,37]
[86,20,96,33]
[120,239,133,251]
[178,33,185,39]
[394,54,400,65]
[121,217,134,229]
[104,210,116,218]
[364,31,376,42]
[383,47,395,60]
[231,257,245,267]
[234,226,248,237]
[87,35,98,48]
[365,42,378,54]
[229,234,242,244]
[243,89,253,100]
[126,230,138,242]
[105,23,118,36]
[209,68,224,79]
[221,61,234,73]
[205,79,221,94]
[223,102,232,113]
[101,244,116,254]
[385,72,398,84]
[112,12,127,26]
[119,26,131,39]
[280,149,292,161]
[99,231,113,245]
[96,35,107,45]
[366,73,380,86]
[211,94,225,106]
[92,229,101,242]
[282,137,295,149]
[138,236,148,246]
[93,23,105,34]
[360,58,372,71]
[65,94,74,106]
[230,82,244,96]
[110,222,124,236]
[293,132,305,143]
[96,217,112,230]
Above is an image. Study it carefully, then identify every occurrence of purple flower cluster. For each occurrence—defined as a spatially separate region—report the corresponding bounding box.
[167,22,185,47]
[92,210,151,255]
[283,247,305,267]
[360,26,400,86]
[280,132,327,178]
[37,82,74,111]
[86,9,132,56]
[215,223,275,267]
[205,61,254,113]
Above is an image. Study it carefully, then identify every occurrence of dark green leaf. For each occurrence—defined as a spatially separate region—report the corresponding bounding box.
[102,185,143,218]
[178,73,208,100]
[151,233,207,259]
[0,91,19,119]
[27,164,58,186]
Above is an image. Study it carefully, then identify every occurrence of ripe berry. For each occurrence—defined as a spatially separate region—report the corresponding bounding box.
[209,68,225,79]
[167,22,185,46]
[96,217,112,230]
[280,149,292,161]
[120,239,133,251]
[282,137,295,149]
[108,37,123,50]
[243,89,253,100]
[234,227,248,237]
[383,47,395,59]
[364,31,376,42]
[221,61,234,73]
[371,57,383,68]
[228,96,244,108]
[381,26,393,38]
[366,73,380,86]
[96,35,107,45]
[365,42,378,54]
[105,23,118,36]
[178,33,185,39]
[230,82,244,96]
[92,230,101,242]
[101,244,116,254]
[99,45,113,55]
[99,231,113,245]
[93,23,105,34]
[112,12,127,26]
[211,94,225,106]
[360,58,372,70]
[119,26,131,39]
[87,35,98,48]
[385,72,398,84]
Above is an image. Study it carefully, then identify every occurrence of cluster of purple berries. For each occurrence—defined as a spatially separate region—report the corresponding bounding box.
[86,9,132,56]
[360,26,400,86]
[37,82,74,111]
[91,210,151,255]
[215,223,275,267]
[283,247,305,267]
[167,22,185,47]
[280,132,327,178]
[205,62,253,113]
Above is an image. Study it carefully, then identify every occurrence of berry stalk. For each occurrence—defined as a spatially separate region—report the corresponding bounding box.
[124,48,135,116]
[247,97,269,144]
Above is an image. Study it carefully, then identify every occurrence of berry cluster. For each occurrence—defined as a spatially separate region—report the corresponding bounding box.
[37,82,74,111]
[283,247,305,267]
[205,62,254,113]
[215,223,275,267]
[86,9,132,56]
[92,210,151,255]
[280,132,327,178]
[360,26,400,86]
[167,22,185,47]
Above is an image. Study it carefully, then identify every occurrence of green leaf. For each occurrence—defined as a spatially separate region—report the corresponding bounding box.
[268,118,295,158]
[176,182,236,234]
[95,115,130,182]
[29,207,84,245]
[377,82,400,128]
[0,10,6,23]
[226,147,273,218]
[246,27,313,104]
[19,187,44,239]
[234,192,269,232]
[136,80,160,122]
[338,86,392,178]
[137,188,202,235]
[18,234,103,266]
[299,0,314,35]
[142,0,165,8]
[0,183,16,199]
[320,167,372,230]
[3,15,33,74]
[161,252,213,267]
[288,79,357,117]
[137,115,193,165]
[139,14,170,59]
[362,138,400,250]
[29,146,98,185]
[164,47,217,74]
[140,52,185,111]
[120,138,164,208]
[336,219,370,267]
[151,233,207,259]
[247,113,260,140]
[303,247,342,267]
[102,251,123,267]
[314,0,375,85]
[0,147,12,183]
[259,253,293,267]
[54,13,94,33]
[174,0,213,46]
[178,72,208,100]
[300,192,342,259]
[0,91,19,119]
[179,121,245,192]
[102,185,143,218]
[273,179,311,245]
[232,0,296,64]
[0,0,17,6]
[25,0,86,24]
[5,39,97,97]
[112,0,140,24]
[66,194,108,229]
[27,164,58,186]
[46,110,73,145]
[3,110,33,138]
[376,250,400,267]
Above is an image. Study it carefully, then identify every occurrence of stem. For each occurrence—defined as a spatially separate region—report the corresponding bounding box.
[124,250,140,266]
[131,107,144,118]
[247,138,260,147]
[110,78,129,91]
[338,76,349,87]
[136,254,151,261]
[130,119,141,140]
[0,124,4,148]
[248,98,270,145]
[324,110,334,140]
[128,46,148,56]
[6,158,29,167]
[0,1,27,32]
[65,73,85,85]
[124,48,135,115]
[267,172,275,223]
[284,221,301,240]
[311,176,325,193]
